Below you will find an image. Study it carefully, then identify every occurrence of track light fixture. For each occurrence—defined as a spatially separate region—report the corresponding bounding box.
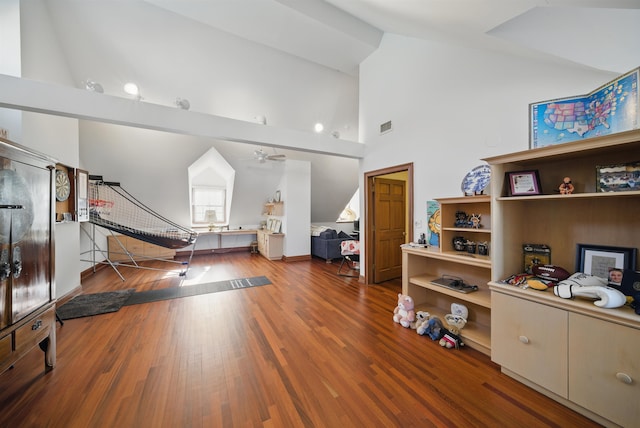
[83,80,104,93]
[175,98,190,110]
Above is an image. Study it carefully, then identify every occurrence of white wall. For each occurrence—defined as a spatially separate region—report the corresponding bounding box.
[19,0,81,299]
[0,0,21,139]
[357,33,616,272]
[281,160,310,257]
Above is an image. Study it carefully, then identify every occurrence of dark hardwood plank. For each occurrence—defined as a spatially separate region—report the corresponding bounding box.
[0,253,600,427]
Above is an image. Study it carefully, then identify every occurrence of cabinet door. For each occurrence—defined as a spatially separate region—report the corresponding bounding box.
[569,313,640,427]
[2,160,52,323]
[491,292,568,397]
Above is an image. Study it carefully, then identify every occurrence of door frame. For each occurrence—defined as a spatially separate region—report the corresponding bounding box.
[364,163,413,284]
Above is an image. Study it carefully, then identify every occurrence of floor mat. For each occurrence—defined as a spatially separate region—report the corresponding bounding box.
[124,276,271,306]
[57,289,136,320]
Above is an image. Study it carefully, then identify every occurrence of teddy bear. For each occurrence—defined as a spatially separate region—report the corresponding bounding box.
[439,314,467,349]
[393,293,415,328]
[412,311,430,332]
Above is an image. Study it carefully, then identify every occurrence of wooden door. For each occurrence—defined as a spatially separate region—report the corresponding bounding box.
[373,178,406,283]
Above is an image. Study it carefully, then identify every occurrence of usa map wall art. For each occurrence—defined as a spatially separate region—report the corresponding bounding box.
[529,67,639,149]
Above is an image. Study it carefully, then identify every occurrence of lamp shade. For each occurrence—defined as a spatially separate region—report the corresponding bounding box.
[205,210,217,223]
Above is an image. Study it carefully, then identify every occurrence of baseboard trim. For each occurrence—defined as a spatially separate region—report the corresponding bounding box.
[176,246,251,257]
[80,263,109,281]
[283,254,311,262]
[56,285,83,306]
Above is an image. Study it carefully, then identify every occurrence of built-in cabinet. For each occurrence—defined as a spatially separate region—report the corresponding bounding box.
[0,138,56,376]
[486,129,640,428]
[402,195,492,355]
[259,199,284,260]
[256,229,284,260]
[492,284,639,427]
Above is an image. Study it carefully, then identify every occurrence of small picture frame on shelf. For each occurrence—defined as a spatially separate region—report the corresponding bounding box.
[506,170,542,196]
[274,190,281,202]
[576,243,637,280]
[596,160,640,192]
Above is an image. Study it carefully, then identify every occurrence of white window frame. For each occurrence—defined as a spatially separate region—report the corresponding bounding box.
[191,186,226,225]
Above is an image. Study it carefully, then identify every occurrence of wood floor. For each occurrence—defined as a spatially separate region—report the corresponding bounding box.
[0,252,601,428]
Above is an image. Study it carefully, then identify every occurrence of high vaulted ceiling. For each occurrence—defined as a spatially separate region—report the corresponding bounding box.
[148,0,640,75]
[36,0,640,144]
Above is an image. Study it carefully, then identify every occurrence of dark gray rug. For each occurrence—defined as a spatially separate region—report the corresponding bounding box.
[57,289,136,320]
[123,276,271,306]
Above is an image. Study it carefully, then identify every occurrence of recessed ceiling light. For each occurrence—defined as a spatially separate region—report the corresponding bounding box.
[123,82,139,96]
[314,123,324,133]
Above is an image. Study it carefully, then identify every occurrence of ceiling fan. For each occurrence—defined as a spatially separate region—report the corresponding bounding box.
[253,148,286,163]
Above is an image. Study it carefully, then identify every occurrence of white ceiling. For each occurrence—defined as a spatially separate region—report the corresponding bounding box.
[148,0,640,75]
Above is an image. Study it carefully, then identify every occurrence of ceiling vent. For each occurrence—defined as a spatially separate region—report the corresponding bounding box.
[380,120,393,134]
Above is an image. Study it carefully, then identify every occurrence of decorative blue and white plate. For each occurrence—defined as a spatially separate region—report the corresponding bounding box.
[461,165,491,195]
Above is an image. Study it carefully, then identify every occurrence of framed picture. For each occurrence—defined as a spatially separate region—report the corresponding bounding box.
[576,243,637,281]
[529,67,639,149]
[274,190,281,202]
[76,169,89,222]
[596,161,640,192]
[506,170,542,196]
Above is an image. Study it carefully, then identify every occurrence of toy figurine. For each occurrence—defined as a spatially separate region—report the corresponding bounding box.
[559,176,574,194]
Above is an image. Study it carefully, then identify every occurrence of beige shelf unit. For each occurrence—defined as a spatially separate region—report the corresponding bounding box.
[485,129,640,428]
[256,229,284,260]
[263,201,284,216]
[402,195,492,356]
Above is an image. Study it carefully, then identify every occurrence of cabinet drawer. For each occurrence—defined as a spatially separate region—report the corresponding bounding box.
[569,313,640,427]
[491,292,568,397]
[14,308,54,354]
[0,333,12,363]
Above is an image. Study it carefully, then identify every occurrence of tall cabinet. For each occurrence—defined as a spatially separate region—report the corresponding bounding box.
[402,195,492,355]
[485,129,640,428]
[0,138,56,375]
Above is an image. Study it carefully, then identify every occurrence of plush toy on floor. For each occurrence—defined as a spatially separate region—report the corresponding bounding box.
[439,314,467,349]
[418,316,444,340]
[413,311,430,332]
[393,293,415,328]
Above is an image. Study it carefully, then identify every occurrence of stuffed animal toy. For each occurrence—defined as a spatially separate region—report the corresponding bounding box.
[413,311,430,333]
[439,314,467,349]
[420,317,444,340]
[393,293,415,328]
[559,176,574,194]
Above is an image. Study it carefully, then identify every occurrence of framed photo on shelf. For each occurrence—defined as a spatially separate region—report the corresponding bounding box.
[576,243,637,281]
[596,161,640,192]
[506,170,542,196]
